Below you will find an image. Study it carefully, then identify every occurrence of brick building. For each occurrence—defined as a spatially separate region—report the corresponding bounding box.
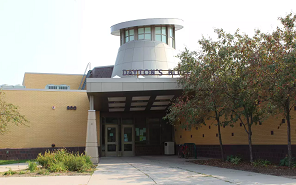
[1,18,295,163]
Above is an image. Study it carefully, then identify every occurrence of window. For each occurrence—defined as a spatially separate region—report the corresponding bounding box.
[155,26,167,44]
[47,85,58,90]
[45,84,70,90]
[138,27,151,40]
[59,85,69,90]
[125,29,134,43]
[135,117,146,144]
[135,127,147,144]
[168,26,175,48]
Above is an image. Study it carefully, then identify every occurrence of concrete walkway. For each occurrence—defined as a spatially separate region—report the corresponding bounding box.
[1,156,296,185]
[0,163,28,172]
[88,156,296,185]
[0,163,91,185]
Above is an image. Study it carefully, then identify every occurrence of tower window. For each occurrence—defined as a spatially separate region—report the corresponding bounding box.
[138,27,151,40]
[155,26,167,44]
[168,26,175,48]
[125,29,134,43]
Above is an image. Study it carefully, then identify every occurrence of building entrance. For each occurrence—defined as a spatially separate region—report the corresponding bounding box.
[101,113,173,157]
[121,125,135,156]
[105,124,118,157]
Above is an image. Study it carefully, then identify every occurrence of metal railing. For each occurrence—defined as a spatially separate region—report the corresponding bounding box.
[78,63,91,90]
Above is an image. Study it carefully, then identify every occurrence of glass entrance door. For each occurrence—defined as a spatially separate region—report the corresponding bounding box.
[105,125,118,157]
[121,125,135,156]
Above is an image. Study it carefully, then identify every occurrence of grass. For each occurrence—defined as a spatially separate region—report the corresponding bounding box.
[0,159,30,165]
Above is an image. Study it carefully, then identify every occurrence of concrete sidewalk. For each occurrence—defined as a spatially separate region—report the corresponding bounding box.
[0,176,91,185]
[1,156,296,185]
[0,163,28,172]
[88,156,296,185]
[0,163,91,185]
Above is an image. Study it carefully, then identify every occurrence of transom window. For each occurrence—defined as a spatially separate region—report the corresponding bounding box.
[138,27,151,40]
[125,29,134,43]
[155,26,167,44]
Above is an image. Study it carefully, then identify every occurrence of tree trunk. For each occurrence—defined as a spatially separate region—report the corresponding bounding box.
[217,122,224,161]
[285,98,292,167]
[214,109,224,161]
[247,117,253,163]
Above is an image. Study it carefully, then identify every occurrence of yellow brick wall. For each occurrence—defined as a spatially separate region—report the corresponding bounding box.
[0,90,90,149]
[23,73,84,90]
[175,113,296,145]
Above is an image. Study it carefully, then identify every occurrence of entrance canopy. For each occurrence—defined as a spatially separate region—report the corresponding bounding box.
[86,78,182,112]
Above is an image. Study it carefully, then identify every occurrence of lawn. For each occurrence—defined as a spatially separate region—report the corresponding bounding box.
[0,159,29,165]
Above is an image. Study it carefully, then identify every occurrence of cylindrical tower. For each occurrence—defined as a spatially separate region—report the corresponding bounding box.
[110,18,184,78]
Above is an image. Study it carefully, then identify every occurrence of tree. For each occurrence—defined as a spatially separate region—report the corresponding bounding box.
[165,40,232,161]
[167,28,267,163]
[217,29,268,163]
[0,90,28,134]
[166,13,295,164]
[164,49,207,130]
[260,13,296,167]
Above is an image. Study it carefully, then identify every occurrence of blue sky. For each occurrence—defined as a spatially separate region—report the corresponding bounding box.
[0,0,295,85]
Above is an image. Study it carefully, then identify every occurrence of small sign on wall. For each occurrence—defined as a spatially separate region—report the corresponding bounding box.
[67,106,77,110]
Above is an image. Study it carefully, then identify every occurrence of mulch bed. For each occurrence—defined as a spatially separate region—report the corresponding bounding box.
[189,159,296,178]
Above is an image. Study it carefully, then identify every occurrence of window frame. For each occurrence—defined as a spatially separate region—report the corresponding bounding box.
[154,26,167,44]
[137,26,152,41]
[124,28,135,43]
[168,26,175,48]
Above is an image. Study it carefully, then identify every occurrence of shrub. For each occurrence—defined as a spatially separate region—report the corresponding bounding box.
[36,151,55,168]
[36,149,93,172]
[49,161,67,172]
[226,155,241,164]
[226,155,235,162]
[19,171,26,175]
[64,155,92,172]
[280,156,295,166]
[231,156,241,164]
[252,159,271,167]
[3,168,16,176]
[37,169,50,175]
[28,161,38,172]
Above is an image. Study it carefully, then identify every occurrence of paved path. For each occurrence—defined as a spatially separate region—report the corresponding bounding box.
[0,163,91,185]
[1,156,296,185]
[0,176,91,185]
[0,163,28,172]
[88,156,296,185]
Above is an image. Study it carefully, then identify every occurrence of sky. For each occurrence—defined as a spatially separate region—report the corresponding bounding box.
[0,0,295,85]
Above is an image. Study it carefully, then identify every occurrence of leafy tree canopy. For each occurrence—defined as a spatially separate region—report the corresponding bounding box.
[0,90,28,134]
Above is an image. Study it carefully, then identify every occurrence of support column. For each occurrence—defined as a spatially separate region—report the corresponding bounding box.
[89,95,94,110]
[85,109,99,164]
